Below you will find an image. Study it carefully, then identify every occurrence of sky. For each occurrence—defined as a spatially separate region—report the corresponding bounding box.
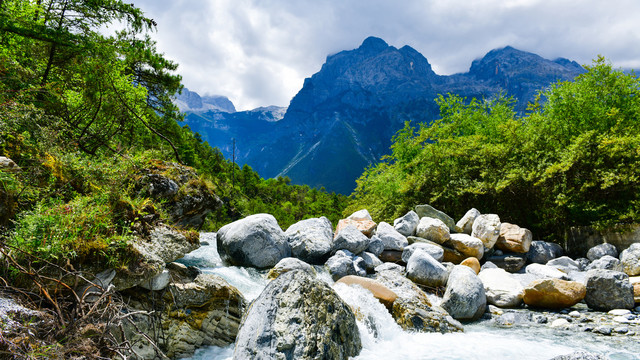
[125,0,640,111]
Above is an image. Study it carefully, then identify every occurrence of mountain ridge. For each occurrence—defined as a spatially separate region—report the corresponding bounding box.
[181,37,586,194]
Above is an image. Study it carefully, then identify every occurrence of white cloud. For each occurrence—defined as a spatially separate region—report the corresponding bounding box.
[131,0,640,110]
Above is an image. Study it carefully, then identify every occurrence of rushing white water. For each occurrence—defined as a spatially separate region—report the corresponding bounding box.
[181,236,640,360]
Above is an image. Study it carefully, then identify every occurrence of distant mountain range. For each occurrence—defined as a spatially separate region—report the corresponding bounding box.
[179,37,586,194]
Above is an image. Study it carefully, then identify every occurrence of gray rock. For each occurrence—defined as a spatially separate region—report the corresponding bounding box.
[486,253,526,273]
[455,208,480,234]
[233,271,361,360]
[0,156,19,171]
[366,235,385,256]
[525,263,570,280]
[584,270,635,311]
[326,250,367,281]
[332,224,370,255]
[375,221,409,251]
[478,268,524,307]
[138,269,171,291]
[217,214,291,269]
[546,256,580,272]
[586,243,618,261]
[441,266,486,320]
[285,217,333,264]
[402,242,444,263]
[406,249,449,287]
[374,262,405,274]
[447,233,484,260]
[585,255,623,272]
[267,257,315,280]
[393,210,420,237]
[576,258,590,271]
[620,243,640,276]
[471,214,501,249]
[415,217,450,244]
[348,209,373,221]
[527,241,563,264]
[415,204,456,232]
[375,268,463,333]
[359,252,383,273]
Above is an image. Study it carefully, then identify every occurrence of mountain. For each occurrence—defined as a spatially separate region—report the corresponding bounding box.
[182,37,585,194]
[175,88,236,113]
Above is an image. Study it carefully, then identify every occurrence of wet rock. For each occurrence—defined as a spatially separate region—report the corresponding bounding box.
[456,208,480,234]
[486,253,526,273]
[332,225,370,255]
[441,266,486,321]
[375,221,409,251]
[620,243,640,276]
[584,270,635,311]
[234,271,361,360]
[527,241,563,264]
[585,255,623,272]
[415,217,450,244]
[446,233,484,260]
[523,279,586,309]
[415,204,456,232]
[267,257,315,280]
[375,268,463,333]
[335,275,397,311]
[378,250,403,263]
[217,214,290,269]
[393,210,420,237]
[495,223,532,253]
[406,249,449,287]
[325,250,367,281]
[402,242,444,263]
[586,243,618,261]
[478,268,524,307]
[472,214,501,249]
[285,217,333,264]
[460,257,481,274]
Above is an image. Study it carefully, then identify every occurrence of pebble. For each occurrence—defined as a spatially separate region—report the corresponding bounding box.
[488,305,503,315]
[551,318,570,328]
[569,311,581,318]
[608,309,631,316]
[614,326,629,334]
[593,326,613,336]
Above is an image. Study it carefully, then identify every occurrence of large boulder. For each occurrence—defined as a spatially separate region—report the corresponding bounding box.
[441,266,486,321]
[375,221,409,251]
[285,217,333,264]
[415,204,456,232]
[455,208,480,234]
[402,242,444,263]
[114,226,200,291]
[525,263,570,280]
[406,250,449,287]
[471,214,501,249]
[522,279,586,309]
[527,241,563,264]
[495,223,532,253]
[584,270,635,311]
[478,268,524,307]
[585,255,623,272]
[620,243,640,276]
[332,225,370,254]
[393,210,420,237]
[233,271,361,360]
[366,235,385,256]
[546,256,581,273]
[217,214,291,269]
[375,268,463,333]
[335,218,376,238]
[446,233,484,260]
[485,253,526,273]
[267,257,315,280]
[415,217,450,244]
[335,275,397,310]
[325,250,367,281]
[586,243,618,261]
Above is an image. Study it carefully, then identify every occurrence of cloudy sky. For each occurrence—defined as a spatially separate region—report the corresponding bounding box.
[127,0,640,111]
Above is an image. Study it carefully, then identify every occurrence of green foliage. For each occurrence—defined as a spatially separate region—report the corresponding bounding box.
[349,58,640,240]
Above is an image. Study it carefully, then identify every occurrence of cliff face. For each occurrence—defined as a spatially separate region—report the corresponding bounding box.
[182,38,585,194]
